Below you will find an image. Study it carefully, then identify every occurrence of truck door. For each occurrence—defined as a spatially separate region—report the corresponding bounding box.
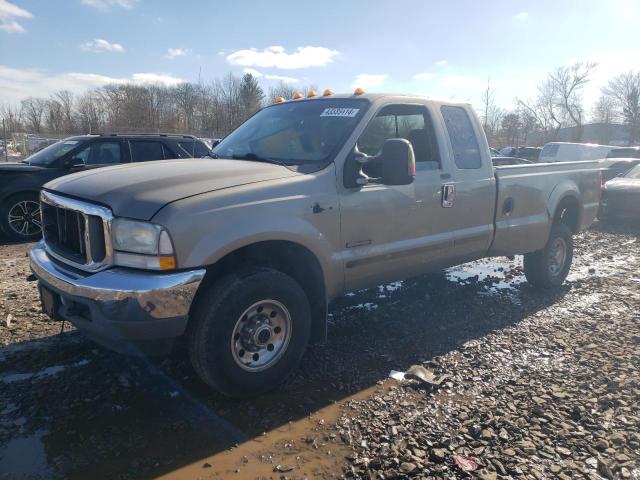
[438,105,496,260]
[339,103,457,292]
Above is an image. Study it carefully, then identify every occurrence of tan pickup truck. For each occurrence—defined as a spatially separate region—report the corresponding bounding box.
[30,92,601,397]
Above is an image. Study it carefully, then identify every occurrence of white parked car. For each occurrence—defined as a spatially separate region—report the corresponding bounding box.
[539,142,615,163]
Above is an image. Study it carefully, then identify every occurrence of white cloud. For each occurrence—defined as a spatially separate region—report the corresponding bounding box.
[242,68,299,84]
[129,73,183,85]
[413,72,436,81]
[227,45,339,69]
[0,65,184,102]
[80,0,136,9]
[265,74,299,83]
[0,0,32,33]
[435,60,448,67]
[165,47,189,59]
[81,38,125,53]
[514,11,529,21]
[0,19,22,32]
[351,74,388,89]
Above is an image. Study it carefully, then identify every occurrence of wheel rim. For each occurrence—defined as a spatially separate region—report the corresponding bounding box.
[8,200,41,237]
[230,299,292,372]
[548,237,567,277]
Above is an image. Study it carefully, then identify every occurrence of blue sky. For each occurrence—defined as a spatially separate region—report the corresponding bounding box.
[1,0,640,111]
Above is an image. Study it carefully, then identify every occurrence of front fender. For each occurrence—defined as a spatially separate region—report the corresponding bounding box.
[152,171,343,298]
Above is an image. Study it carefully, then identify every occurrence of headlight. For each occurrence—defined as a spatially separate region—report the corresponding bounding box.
[111,218,176,270]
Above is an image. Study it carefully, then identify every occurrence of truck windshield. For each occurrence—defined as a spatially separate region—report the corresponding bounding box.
[27,139,86,167]
[214,99,368,168]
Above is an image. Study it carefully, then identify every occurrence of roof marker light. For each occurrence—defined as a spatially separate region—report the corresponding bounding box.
[322,89,334,96]
[274,96,285,104]
[292,91,304,100]
[354,87,365,95]
[307,90,317,98]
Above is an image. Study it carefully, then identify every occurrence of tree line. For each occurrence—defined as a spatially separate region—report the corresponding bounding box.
[0,73,311,139]
[481,64,640,147]
[2,66,639,148]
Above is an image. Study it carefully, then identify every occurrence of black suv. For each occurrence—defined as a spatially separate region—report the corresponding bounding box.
[0,133,212,241]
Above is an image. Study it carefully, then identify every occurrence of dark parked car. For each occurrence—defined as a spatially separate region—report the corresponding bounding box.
[606,146,640,159]
[599,163,640,223]
[601,147,640,180]
[499,146,542,162]
[0,133,212,240]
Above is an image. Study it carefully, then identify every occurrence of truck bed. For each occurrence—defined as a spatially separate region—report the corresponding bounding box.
[489,160,601,256]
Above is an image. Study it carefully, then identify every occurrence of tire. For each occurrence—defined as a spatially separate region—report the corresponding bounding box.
[523,223,573,289]
[188,267,311,398]
[0,192,42,241]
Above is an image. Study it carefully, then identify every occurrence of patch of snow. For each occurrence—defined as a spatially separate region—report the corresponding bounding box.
[446,257,525,293]
[0,359,91,384]
[351,302,379,311]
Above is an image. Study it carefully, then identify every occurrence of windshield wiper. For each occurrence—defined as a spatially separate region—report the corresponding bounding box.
[230,153,288,167]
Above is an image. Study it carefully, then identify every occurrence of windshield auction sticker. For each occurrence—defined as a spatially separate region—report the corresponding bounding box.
[320,108,360,117]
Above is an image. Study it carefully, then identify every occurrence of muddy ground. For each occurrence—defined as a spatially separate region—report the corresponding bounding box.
[0,222,638,479]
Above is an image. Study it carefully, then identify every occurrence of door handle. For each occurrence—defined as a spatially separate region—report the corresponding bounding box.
[442,183,456,208]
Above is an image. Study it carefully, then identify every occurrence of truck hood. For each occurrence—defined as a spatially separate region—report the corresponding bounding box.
[44,159,299,220]
[0,162,47,173]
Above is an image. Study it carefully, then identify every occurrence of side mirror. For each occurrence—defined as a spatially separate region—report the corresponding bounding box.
[380,138,416,186]
[211,139,221,148]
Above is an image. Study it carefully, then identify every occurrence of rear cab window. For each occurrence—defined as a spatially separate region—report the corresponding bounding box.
[440,105,482,169]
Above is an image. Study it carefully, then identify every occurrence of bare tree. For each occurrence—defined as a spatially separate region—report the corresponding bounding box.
[20,97,47,133]
[55,90,75,133]
[548,62,598,140]
[0,103,22,136]
[603,71,640,145]
[479,78,505,145]
[481,78,495,131]
[267,82,297,104]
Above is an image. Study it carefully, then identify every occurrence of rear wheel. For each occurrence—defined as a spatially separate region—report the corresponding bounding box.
[524,223,573,288]
[0,193,42,241]
[188,268,311,397]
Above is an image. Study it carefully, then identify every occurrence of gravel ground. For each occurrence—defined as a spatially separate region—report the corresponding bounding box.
[0,222,638,479]
[339,224,640,480]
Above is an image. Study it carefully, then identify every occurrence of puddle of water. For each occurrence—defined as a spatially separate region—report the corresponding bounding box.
[157,386,380,480]
[0,430,52,479]
[0,359,91,384]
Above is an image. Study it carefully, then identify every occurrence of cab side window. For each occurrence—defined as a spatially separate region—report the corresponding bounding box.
[440,106,482,169]
[357,104,440,171]
[130,141,165,162]
[72,141,122,165]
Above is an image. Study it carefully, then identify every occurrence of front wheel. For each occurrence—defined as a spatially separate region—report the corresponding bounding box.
[0,193,42,241]
[188,268,311,398]
[523,223,573,288]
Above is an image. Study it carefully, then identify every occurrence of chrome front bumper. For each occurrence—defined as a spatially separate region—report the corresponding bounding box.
[30,241,206,354]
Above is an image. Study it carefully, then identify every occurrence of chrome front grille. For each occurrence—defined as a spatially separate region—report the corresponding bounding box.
[40,191,114,272]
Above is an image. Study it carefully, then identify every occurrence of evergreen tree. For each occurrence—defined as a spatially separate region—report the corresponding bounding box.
[239,73,264,118]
